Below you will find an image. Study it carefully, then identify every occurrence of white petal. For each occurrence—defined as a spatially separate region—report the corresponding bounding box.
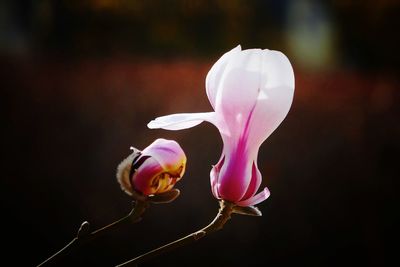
[261,49,295,90]
[214,49,263,135]
[147,112,216,130]
[246,50,295,148]
[206,45,242,109]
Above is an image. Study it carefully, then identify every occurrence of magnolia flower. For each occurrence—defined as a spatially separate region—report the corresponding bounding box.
[148,45,294,207]
[117,138,186,196]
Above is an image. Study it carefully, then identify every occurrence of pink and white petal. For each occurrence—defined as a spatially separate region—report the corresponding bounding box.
[215,49,263,136]
[148,112,217,130]
[236,187,271,207]
[245,50,295,149]
[132,157,163,195]
[141,139,186,171]
[206,45,241,109]
[240,161,262,201]
[210,166,220,198]
[210,155,225,198]
[247,85,294,149]
[217,147,253,202]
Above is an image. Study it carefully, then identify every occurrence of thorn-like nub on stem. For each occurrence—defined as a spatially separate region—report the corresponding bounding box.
[37,200,149,267]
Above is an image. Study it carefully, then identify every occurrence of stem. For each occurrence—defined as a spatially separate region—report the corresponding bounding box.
[116,200,235,267]
[37,200,148,267]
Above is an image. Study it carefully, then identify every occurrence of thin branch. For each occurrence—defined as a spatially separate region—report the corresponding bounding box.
[116,200,235,267]
[37,200,149,267]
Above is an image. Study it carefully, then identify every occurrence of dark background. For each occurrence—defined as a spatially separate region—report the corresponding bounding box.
[1,1,399,266]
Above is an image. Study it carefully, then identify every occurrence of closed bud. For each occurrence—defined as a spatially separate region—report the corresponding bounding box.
[117,139,186,197]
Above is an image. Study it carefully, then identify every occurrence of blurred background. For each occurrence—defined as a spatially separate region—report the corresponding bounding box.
[1,0,399,266]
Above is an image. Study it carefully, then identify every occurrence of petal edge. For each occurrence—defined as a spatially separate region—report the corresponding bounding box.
[236,187,270,207]
[148,112,216,130]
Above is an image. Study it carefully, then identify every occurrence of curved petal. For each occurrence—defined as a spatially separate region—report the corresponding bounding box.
[214,49,264,144]
[206,45,241,109]
[210,155,225,199]
[262,49,295,90]
[217,143,253,202]
[132,157,163,195]
[246,50,295,149]
[240,161,262,201]
[236,187,270,207]
[148,112,217,130]
[141,138,186,172]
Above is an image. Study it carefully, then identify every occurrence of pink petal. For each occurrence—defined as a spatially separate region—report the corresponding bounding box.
[210,156,225,198]
[147,112,216,130]
[217,144,253,202]
[206,45,241,109]
[132,157,163,195]
[141,138,186,171]
[236,187,271,207]
[240,161,262,201]
[215,115,259,203]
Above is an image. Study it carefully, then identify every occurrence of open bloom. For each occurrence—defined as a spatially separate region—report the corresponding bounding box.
[148,45,294,206]
[117,138,186,196]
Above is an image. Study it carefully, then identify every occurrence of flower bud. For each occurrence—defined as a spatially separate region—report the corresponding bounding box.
[117,139,186,197]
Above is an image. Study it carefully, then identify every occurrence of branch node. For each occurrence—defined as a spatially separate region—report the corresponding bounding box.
[193,231,206,240]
